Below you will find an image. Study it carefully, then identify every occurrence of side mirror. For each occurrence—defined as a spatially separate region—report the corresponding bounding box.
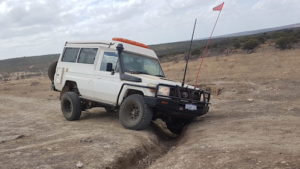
[106,63,113,72]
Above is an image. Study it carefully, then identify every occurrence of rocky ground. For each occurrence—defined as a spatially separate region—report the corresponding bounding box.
[0,48,299,169]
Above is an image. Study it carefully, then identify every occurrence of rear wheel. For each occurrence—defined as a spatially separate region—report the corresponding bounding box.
[119,94,153,130]
[61,92,81,121]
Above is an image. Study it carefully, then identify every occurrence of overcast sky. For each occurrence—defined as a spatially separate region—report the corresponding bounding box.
[0,0,300,60]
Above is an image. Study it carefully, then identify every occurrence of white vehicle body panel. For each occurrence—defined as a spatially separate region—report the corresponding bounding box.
[54,40,191,107]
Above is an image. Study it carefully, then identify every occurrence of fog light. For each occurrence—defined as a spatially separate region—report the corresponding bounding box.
[161,101,168,104]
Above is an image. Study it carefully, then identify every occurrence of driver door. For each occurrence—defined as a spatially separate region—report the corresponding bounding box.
[93,50,122,105]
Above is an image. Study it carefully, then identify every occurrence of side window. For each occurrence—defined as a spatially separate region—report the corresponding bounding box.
[100,52,118,71]
[61,48,80,62]
[78,48,98,64]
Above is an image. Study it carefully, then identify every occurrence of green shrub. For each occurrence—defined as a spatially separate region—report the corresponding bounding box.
[233,41,241,49]
[275,36,297,50]
[270,31,288,39]
[257,36,266,44]
[242,39,259,53]
[295,30,300,39]
[191,49,202,56]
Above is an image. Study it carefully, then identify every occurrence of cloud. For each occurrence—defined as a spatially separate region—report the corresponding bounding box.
[0,0,300,59]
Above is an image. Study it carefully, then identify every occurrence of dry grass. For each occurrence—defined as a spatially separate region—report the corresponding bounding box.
[162,48,300,84]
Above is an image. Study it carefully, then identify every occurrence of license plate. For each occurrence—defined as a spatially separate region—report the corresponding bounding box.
[185,104,197,111]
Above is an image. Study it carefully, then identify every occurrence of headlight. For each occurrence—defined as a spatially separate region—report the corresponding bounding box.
[157,86,170,96]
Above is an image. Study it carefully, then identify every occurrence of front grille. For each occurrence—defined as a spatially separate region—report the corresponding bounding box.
[170,87,201,101]
[156,84,210,103]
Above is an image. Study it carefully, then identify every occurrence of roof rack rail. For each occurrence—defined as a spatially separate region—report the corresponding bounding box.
[65,41,113,46]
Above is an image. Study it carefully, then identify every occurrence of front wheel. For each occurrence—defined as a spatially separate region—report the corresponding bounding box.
[166,118,193,135]
[119,94,153,130]
[61,92,82,121]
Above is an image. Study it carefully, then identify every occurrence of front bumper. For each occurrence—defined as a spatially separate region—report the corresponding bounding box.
[144,96,209,118]
[145,84,210,118]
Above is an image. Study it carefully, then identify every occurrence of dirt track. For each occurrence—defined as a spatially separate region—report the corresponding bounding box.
[0,48,299,169]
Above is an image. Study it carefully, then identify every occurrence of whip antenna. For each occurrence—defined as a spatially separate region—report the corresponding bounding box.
[182,18,197,87]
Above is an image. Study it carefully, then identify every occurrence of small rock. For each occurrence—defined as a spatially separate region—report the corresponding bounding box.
[80,138,93,143]
[30,81,40,86]
[281,161,287,164]
[247,99,254,102]
[76,161,83,168]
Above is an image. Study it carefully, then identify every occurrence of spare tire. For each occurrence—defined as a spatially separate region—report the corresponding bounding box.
[48,61,57,82]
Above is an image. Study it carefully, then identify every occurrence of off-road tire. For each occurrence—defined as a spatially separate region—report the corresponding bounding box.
[166,118,193,135]
[61,92,81,121]
[48,61,57,82]
[119,94,153,130]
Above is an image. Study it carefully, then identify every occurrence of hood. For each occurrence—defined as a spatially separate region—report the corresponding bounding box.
[128,73,194,88]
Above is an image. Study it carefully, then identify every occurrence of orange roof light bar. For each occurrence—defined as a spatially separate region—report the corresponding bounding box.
[112,38,149,49]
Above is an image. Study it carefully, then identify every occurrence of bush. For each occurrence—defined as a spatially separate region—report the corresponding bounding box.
[270,31,288,39]
[275,36,297,50]
[257,36,266,44]
[295,30,300,39]
[191,49,202,56]
[242,39,259,53]
[233,40,241,49]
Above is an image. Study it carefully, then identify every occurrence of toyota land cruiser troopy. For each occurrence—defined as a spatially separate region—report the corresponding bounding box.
[49,38,210,134]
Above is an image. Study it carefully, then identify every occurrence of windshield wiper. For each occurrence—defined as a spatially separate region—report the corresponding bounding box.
[127,70,164,77]
[127,70,149,75]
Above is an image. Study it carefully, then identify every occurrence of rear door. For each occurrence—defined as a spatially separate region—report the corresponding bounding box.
[57,47,99,98]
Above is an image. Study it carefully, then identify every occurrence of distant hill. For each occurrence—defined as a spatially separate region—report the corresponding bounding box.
[151,23,300,58]
[217,23,300,38]
[0,54,59,74]
[1,22,300,77]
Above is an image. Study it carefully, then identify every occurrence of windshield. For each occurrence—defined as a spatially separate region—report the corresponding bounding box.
[122,52,165,77]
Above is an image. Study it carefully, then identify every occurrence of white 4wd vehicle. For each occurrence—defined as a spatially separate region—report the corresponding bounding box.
[49,38,210,134]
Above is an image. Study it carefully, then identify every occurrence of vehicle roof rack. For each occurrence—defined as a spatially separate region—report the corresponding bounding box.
[65,41,114,46]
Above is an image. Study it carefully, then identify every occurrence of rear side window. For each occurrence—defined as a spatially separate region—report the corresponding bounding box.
[62,48,80,62]
[78,48,98,64]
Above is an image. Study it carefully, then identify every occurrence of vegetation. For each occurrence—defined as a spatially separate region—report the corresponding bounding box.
[0,54,59,74]
[242,39,260,53]
[151,27,300,60]
[275,36,298,50]
[233,40,241,49]
[191,49,202,56]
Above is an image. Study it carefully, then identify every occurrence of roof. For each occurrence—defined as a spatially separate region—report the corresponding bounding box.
[65,39,158,59]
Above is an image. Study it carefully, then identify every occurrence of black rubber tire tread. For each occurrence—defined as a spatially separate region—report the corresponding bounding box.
[61,92,81,121]
[48,61,58,82]
[119,94,153,130]
[166,122,184,135]
[166,118,193,135]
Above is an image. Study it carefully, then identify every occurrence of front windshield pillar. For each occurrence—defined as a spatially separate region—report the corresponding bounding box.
[116,43,125,74]
[116,43,142,82]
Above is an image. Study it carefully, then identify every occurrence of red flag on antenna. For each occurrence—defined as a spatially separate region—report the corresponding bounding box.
[213,2,224,11]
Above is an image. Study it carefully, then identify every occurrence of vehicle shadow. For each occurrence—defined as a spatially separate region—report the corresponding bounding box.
[80,108,118,121]
[79,108,192,140]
